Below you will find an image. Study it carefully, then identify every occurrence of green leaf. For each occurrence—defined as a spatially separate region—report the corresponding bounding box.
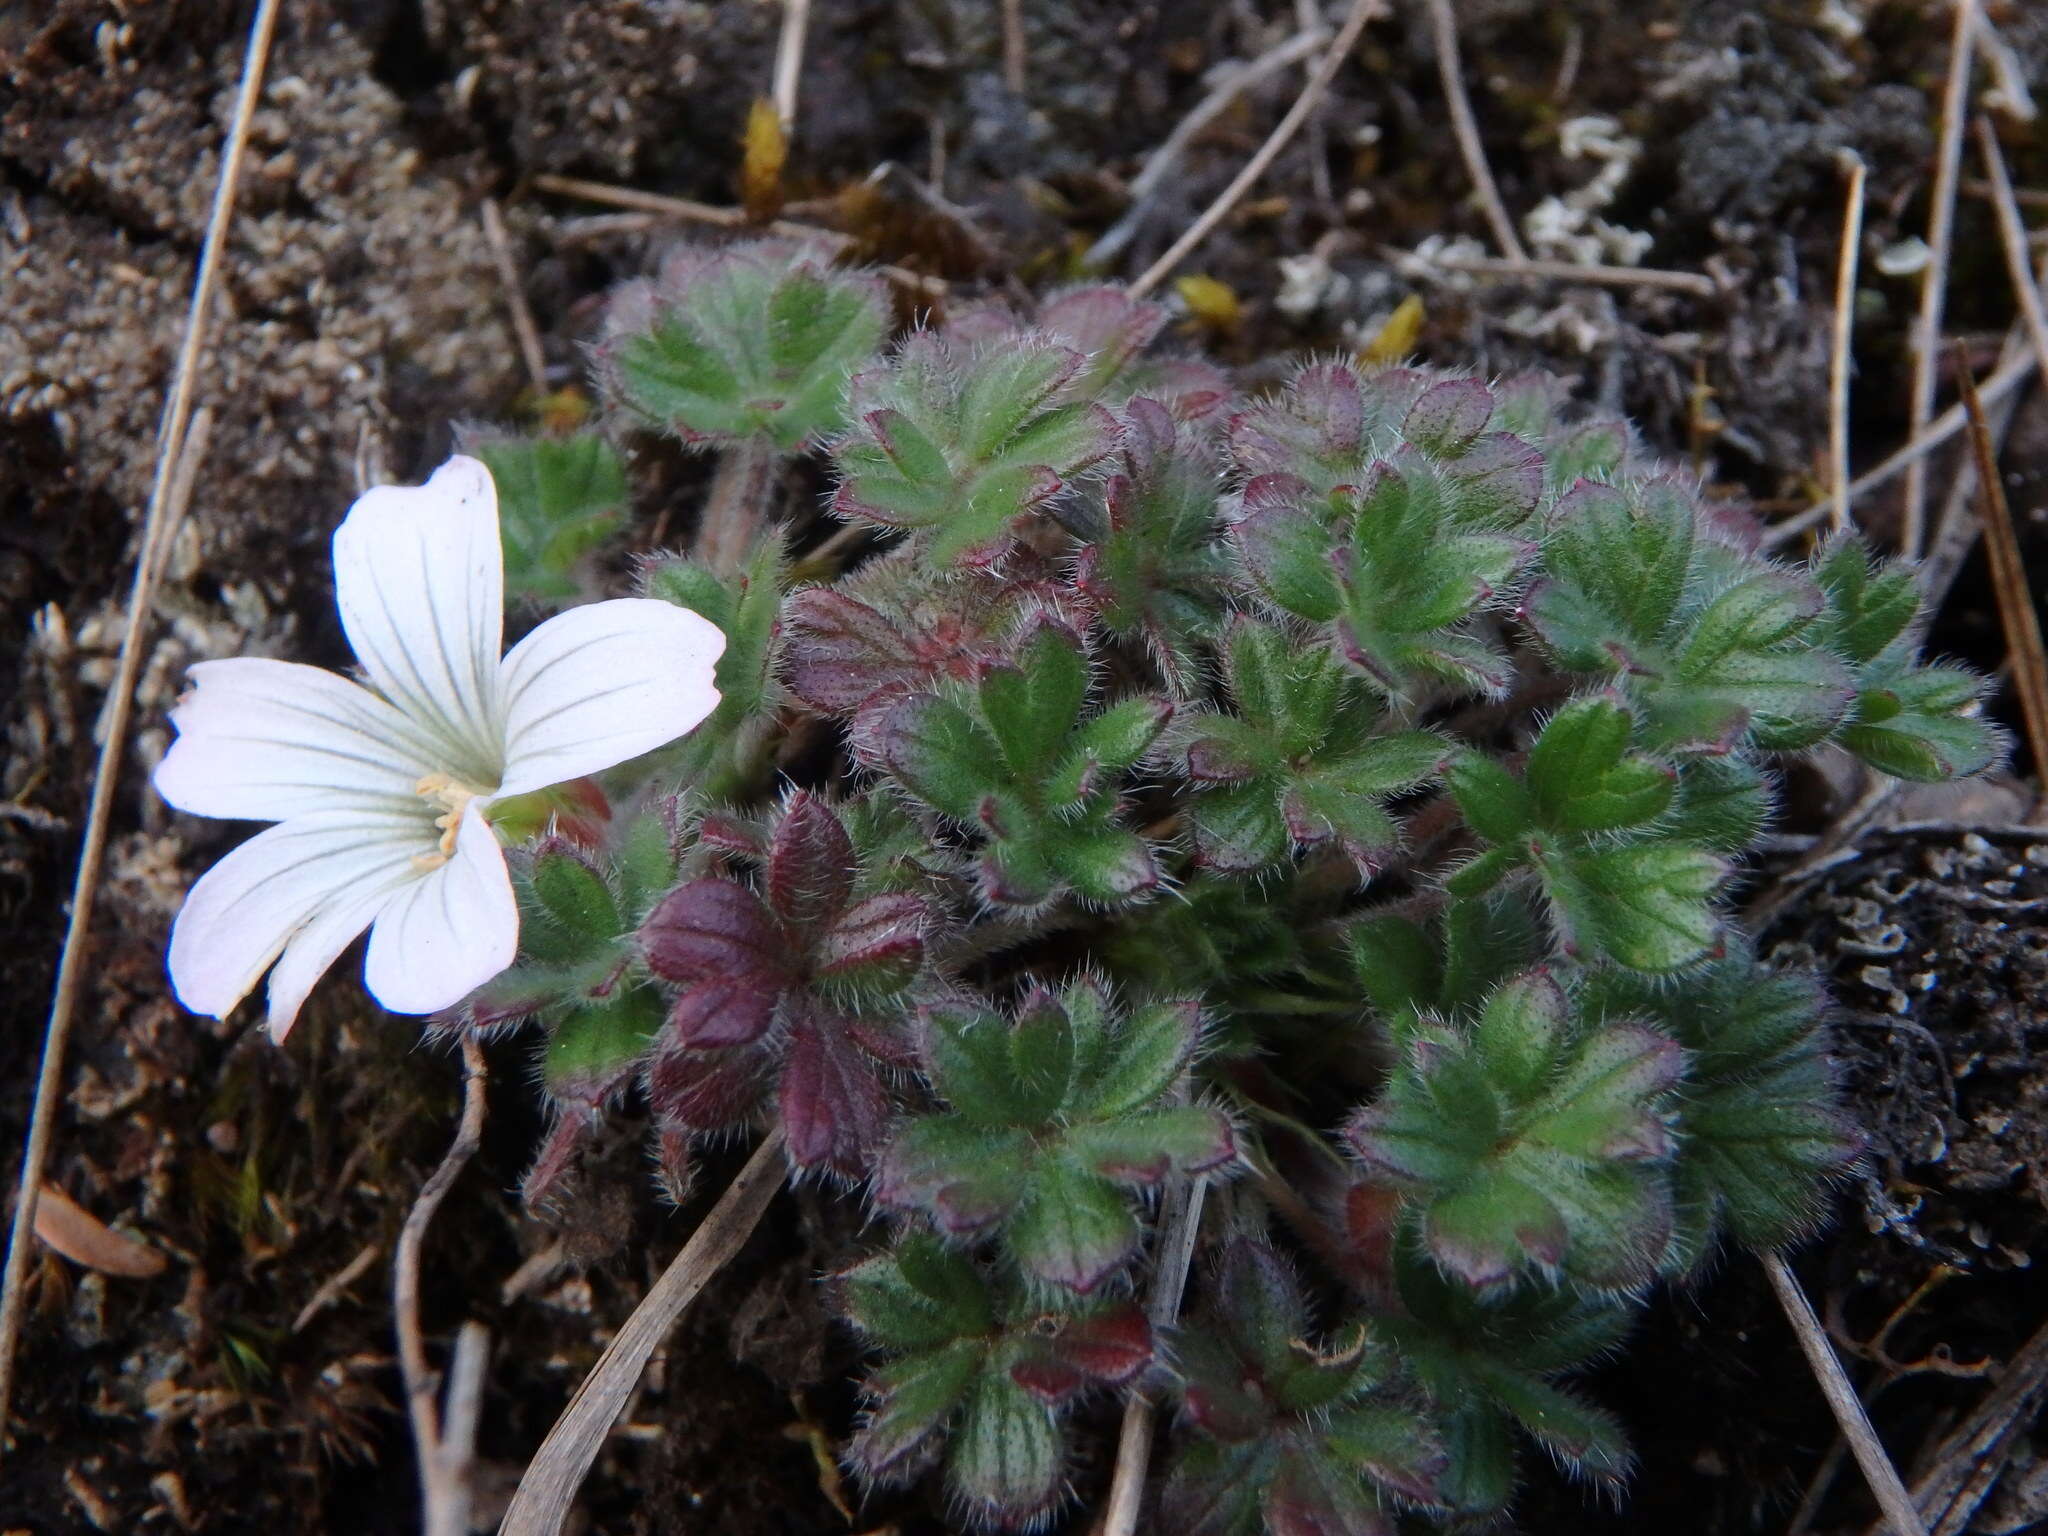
[543,990,662,1094]
[853,1344,983,1475]
[879,694,1002,820]
[1815,535,1920,665]
[1064,1105,1234,1184]
[922,1004,1037,1127]
[1446,752,1535,844]
[1009,1161,1141,1292]
[1073,999,1202,1119]
[475,433,628,605]
[950,1376,1064,1522]
[1189,783,1290,872]
[1525,696,1673,833]
[528,849,620,945]
[1544,843,1724,971]
[1470,971,1567,1099]
[980,624,1091,775]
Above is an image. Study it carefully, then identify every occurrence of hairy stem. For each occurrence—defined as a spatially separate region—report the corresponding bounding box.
[695,437,779,574]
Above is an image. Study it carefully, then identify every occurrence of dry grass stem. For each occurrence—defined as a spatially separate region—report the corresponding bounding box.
[1762,349,2035,549]
[482,198,550,396]
[1100,1172,1209,1536]
[1410,249,1717,297]
[1425,0,1527,261]
[394,1034,490,1536]
[1001,0,1026,96]
[0,0,283,1445]
[1900,0,1978,559]
[291,1240,382,1334]
[500,1129,789,1536]
[1085,25,1332,269]
[1130,0,1383,299]
[529,173,948,297]
[1955,345,2048,806]
[1894,1316,2048,1536]
[1830,154,1868,529]
[1973,118,2048,389]
[1763,1253,1929,1536]
[771,0,812,132]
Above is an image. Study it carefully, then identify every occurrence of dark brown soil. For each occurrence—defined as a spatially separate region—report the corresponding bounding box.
[3,1,2047,1533]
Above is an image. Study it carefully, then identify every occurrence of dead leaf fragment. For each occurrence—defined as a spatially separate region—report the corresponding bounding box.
[34,1184,167,1279]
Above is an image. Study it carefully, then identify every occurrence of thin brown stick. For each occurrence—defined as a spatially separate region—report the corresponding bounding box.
[529,174,948,298]
[771,0,812,132]
[291,1240,382,1334]
[1101,1174,1209,1536]
[1130,0,1383,299]
[1830,154,1868,531]
[1974,118,2048,390]
[1963,177,2048,211]
[1410,249,1717,297]
[500,1129,788,1536]
[482,198,549,396]
[1901,0,1978,559]
[1084,25,1332,270]
[1425,0,1526,261]
[1956,344,2048,804]
[395,1034,490,1536]
[0,0,282,1447]
[1001,0,1026,96]
[1762,349,2036,550]
[1763,1253,1929,1536]
[1920,242,2048,605]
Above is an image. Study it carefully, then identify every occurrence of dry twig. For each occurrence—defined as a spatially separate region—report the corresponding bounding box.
[500,1129,789,1536]
[1900,0,1979,558]
[291,1241,382,1334]
[1956,344,2048,804]
[1763,1253,1928,1536]
[1085,25,1333,270]
[1424,0,1526,261]
[1100,1174,1209,1536]
[0,0,283,1445]
[1893,1316,2048,1536]
[771,0,812,133]
[1130,0,1384,299]
[1763,350,2035,550]
[1974,118,2048,390]
[528,173,948,298]
[395,1034,491,1536]
[482,198,550,396]
[1829,154,1868,530]
[1406,249,1717,297]
[1001,0,1026,96]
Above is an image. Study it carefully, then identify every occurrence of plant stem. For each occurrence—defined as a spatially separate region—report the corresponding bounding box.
[695,437,779,574]
[500,1129,788,1536]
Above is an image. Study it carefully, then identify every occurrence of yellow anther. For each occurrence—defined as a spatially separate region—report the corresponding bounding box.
[413,772,482,863]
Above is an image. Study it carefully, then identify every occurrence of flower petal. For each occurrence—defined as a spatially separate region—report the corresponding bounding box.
[167,808,428,1026]
[153,658,437,822]
[495,598,725,799]
[332,455,505,783]
[362,803,517,1014]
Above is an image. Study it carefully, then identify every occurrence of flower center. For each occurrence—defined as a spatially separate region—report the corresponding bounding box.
[412,772,483,870]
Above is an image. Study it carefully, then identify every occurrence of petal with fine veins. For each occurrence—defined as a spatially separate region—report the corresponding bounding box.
[167,808,429,1022]
[332,455,505,782]
[153,658,435,822]
[362,803,517,1014]
[495,598,725,799]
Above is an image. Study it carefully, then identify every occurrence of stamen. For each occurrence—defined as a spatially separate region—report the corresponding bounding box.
[414,772,482,863]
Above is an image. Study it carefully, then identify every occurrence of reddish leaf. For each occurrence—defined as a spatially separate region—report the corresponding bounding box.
[640,878,786,985]
[780,1012,892,1177]
[818,893,930,985]
[667,975,782,1047]
[768,791,856,928]
[647,1041,768,1134]
[1050,1302,1152,1384]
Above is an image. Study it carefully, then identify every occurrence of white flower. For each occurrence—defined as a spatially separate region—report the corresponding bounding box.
[154,455,724,1042]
